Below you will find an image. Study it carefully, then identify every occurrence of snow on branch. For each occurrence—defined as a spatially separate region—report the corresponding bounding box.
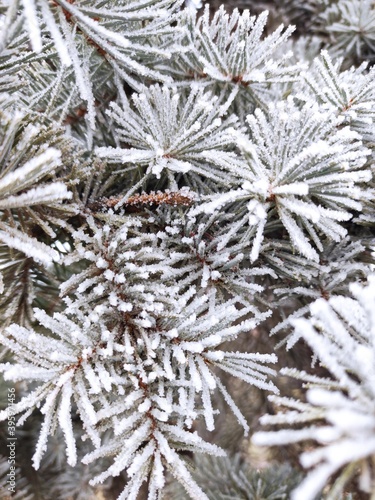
[319,0,375,61]
[2,0,185,128]
[190,97,371,262]
[0,111,72,264]
[0,208,278,498]
[173,5,303,102]
[253,276,375,500]
[268,237,371,348]
[96,84,240,199]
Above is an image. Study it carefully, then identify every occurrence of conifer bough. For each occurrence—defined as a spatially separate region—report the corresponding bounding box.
[0,0,374,499]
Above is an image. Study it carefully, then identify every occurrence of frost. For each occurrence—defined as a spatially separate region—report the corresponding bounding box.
[97,84,240,194]
[2,2,375,498]
[0,148,62,197]
[254,277,375,500]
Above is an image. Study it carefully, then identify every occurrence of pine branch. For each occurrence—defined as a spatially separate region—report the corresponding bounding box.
[1,1,375,498]
[253,276,375,500]
[190,97,371,262]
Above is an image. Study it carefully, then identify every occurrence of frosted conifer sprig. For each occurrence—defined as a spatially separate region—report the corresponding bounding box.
[301,50,375,146]
[2,0,184,128]
[82,203,275,307]
[18,54,116,134]
[0,245,66,331]
[62,207,272,332]
[253,276,375,500]
[0,307,107,469]
[319,0,375,61]
[144,206,276,303]
[164,453,302,500]
[171,5,301,108]
[299,52,375,224]
[97,84,241,201]
[61,214,184,327]
[0,273,277,498]
[268,237,372,348]
[2,0,375,497]
[79,293,276,499]
[0,109,73,265]
[83,417,224,500]
[190,97,372,262]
